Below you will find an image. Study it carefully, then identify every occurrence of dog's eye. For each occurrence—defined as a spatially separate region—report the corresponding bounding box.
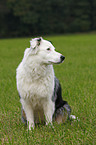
[47,48,51,51]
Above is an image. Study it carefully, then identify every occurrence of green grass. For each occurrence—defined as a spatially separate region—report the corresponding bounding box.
[0,34,96,145]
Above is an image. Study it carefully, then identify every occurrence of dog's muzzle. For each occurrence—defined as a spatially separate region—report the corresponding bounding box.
[60,55,65,62]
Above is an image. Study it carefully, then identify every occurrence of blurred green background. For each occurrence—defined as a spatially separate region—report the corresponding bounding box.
[0,0,96,38]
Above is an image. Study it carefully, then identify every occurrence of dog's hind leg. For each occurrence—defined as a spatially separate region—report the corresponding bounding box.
[20,99,34,130]
[53,77,71,123]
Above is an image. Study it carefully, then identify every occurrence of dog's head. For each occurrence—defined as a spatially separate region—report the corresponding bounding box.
[26,37,65,65]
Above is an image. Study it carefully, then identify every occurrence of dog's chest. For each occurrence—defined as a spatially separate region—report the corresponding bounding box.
[22,68,54,101]
[17,63,55,100]
[29,75,54,98]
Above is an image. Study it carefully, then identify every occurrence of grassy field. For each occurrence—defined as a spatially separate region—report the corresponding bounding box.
[0,34,96,144]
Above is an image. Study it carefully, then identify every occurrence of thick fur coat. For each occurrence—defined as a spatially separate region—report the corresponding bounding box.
[16,37,66,130]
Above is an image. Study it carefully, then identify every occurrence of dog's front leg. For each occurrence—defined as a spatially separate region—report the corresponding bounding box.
[20,99,34,130]
[43,100,55,126]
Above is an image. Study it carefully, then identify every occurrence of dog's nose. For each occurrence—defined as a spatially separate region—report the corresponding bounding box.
[60,55,65,61]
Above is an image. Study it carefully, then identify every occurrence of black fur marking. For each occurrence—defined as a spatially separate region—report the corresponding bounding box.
[37,38,41,42]
[37,37,42,46]
[53,77,71,118]
[48,40,53,44]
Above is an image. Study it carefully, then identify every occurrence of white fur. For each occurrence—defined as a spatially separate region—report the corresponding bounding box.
[16,37,63,130]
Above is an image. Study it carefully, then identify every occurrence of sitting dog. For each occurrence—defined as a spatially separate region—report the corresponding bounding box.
[16,37,71,130]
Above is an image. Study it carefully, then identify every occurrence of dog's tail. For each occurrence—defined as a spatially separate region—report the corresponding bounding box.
[63,103,80,121]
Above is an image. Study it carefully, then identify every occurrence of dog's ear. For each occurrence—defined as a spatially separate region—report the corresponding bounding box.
[30,37,42,54]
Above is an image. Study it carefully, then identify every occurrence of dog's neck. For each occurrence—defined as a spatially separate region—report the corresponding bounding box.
[22,60,54,80]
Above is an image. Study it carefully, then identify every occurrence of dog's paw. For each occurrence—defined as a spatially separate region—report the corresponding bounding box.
[46,122,54,128]
[28,123,35,130]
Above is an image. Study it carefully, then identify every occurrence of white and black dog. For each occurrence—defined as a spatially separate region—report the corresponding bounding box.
[16,37,71,130]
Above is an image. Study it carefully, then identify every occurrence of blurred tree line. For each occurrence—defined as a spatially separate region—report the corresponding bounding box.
[0,0,96,37]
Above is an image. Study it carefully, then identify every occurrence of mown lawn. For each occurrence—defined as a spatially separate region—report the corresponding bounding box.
[0,34,96,144]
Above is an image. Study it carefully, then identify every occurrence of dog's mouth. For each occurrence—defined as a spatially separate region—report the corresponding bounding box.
[48,56,65,65]
[48,60,64,65]
[48,56,65,64]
